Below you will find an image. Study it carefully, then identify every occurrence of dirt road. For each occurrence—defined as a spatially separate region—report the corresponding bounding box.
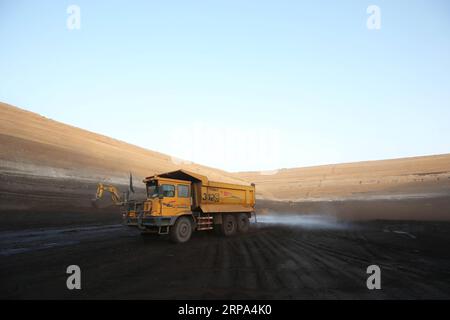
[1,217,450,299]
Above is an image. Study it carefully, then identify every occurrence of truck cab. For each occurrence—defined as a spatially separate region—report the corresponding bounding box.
[124,176,193,233]
[143,177,192,217]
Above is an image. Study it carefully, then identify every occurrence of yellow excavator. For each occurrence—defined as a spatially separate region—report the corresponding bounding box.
[92,174,144,219]
[92,173,136,206]
[94,183,124,205]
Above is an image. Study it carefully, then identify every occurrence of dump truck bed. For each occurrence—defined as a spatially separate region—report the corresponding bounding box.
[199,180,255,213]
[151,169,256,213]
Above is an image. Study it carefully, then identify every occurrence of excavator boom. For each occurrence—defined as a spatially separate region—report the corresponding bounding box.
[94,183,123,205]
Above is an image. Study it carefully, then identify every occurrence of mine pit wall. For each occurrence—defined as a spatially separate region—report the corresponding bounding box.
[1,163,450,231]
[2,173,450,231]
[0,171,146,231]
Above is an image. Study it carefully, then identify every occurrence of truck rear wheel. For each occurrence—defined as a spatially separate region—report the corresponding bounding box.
[220,214,237,236]
[237,213,250,233]
[170,216,192,243]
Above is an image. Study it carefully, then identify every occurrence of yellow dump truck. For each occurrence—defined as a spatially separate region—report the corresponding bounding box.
[124,170,256,243]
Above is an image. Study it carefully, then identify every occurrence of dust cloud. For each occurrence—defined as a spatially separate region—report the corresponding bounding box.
[255,213,352,230]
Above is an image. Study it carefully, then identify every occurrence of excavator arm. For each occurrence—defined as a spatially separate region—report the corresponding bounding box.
[94,183,123,205]
[92,173,135,207]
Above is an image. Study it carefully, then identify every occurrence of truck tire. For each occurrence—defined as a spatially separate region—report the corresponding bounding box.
[170,216,192,243]
[237,213,250,233]
[220,214,237,236]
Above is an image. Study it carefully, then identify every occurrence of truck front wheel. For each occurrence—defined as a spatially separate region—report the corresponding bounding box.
[220,214,237,236]
[237,213,250,233]
[170,216,192,243]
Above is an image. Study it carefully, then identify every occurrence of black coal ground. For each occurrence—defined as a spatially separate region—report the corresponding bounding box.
[1,215,450,299]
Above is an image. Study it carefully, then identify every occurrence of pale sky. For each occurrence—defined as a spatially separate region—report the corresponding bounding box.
[1,0,449,172]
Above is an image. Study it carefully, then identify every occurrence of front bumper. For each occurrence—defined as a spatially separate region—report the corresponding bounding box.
[124,214,177,229]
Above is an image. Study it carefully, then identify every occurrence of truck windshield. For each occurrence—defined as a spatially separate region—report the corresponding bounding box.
[146,181,159,198]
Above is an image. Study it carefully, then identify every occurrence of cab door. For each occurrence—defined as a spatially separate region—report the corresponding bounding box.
[159,184,178,216]
[160,183,192,216]
[176,183,191,213]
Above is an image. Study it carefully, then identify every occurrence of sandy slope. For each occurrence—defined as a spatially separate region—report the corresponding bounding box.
[239,155,450,201]
[0,102,248,186]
